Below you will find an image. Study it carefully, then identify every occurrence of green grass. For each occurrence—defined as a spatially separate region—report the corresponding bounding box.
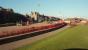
[15,25,88,50]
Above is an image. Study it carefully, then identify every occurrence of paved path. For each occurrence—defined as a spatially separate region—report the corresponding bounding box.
[0,22,50,37]
[0,26,69,50]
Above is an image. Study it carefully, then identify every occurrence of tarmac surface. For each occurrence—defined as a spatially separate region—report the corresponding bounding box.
[0,26,69,50]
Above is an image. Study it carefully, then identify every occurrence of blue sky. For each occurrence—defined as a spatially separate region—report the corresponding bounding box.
[0,0,88,18]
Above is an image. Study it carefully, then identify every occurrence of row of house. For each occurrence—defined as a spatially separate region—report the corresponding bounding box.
[64,18,88,25]
[0,6,61,26]
[24,12,61,25]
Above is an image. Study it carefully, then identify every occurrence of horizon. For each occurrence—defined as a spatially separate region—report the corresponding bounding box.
[0,0,88,19]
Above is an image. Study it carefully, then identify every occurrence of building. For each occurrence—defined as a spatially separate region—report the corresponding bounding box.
[64,17,88,25]
[30,12,40,23]
[30,12,49,23]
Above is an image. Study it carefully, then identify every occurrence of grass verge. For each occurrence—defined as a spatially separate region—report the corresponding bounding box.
[15,25,88,50]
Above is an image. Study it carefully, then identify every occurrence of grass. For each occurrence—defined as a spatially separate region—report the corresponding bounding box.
[15,25,88,50]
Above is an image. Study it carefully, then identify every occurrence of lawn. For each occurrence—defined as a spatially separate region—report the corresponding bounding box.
[15,25,88,50]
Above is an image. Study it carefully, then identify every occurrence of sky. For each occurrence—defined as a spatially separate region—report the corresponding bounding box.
[0,0,88,19]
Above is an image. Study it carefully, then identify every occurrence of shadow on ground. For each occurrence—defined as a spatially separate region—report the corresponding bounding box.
[64,48,88,50]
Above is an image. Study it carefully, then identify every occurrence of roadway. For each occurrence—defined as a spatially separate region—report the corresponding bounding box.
[0,26,69,50]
